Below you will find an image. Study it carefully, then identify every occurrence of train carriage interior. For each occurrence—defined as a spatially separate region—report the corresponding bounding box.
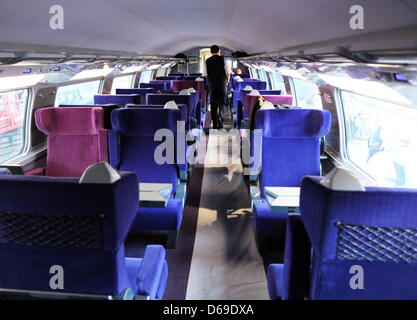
[0,0,417,303]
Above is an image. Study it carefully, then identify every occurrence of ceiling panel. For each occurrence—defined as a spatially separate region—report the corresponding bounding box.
[0,0,415,55]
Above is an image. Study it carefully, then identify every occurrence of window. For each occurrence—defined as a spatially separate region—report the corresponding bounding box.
[258,70,270,89]
[292,78,322,109]
[54,80,101,107]
[0,89,30,163]
[269,73,287,93]
[139,70,153,84]
[341,91,417,188]
[110,75,134,94]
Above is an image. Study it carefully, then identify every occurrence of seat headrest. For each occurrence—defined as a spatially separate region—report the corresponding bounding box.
[79,162,121,184]
[320,167,365,191]
[243,85,253,91]
[112,107,179,136]
[0,168,11,175]
[234,76,242,80]
[179,89,190,96]
[250,90,260,96]
[188,87,197,94]
[236,78,244,82]
[35,107,104,135]
[260,101,275,110]
[263,95,294,106]
[164,101,179,109]
[256,109,331,138]
[94,94,140,105]
[195,77,204,81]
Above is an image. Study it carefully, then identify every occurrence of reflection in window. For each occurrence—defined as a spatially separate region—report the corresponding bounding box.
[0,89,29,163]
[270,73,287,94]
[139,70,154,84]
[54,80,101,107]
[258,70,270,89]
[342,91,417,188]
[292,78,322,109]
[111,75,134,94]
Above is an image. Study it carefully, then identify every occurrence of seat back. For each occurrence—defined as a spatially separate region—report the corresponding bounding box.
[301,176,417,299]
[139,82,167,91]
[244,94,294,119]
[156,76,181,81]
[35,107,109,177]
[115,88,155,104]
[59,104,119,129]
[146,94,198,129]
[255,109,330,193]
[150,80,174,91]
[0,172,138,295]
[172,80,206,107]
[94,94,140,106]
[111,108,180,192]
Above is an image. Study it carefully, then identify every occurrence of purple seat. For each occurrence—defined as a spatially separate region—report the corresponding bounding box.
[30,107,108,178]
[115,88,155,104]
[139,83,167,91]
[252,109,331,241]
[156,76,181,81]
[110,108,185,248]
[0,172,168,299]
[94,94,140,106]
[150,80,174,91]
[59,104,119,129]
[146,93,199,130]
[269,177,417,300]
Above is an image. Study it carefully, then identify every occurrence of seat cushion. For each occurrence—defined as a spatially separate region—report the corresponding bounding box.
[267,264,284,300]
[133,198,183,231]
[252,199,287,238]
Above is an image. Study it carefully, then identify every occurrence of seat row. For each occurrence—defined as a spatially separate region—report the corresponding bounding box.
[0,84,206,299]
[248,92,417,299]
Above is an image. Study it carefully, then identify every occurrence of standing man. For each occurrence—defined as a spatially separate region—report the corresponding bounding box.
[206,45,231,129]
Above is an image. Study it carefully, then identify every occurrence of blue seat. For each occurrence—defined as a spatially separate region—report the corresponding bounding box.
[140,83,167,91]
[252,109,331,241]
[116,88,155,104]
[150,80,174,91]
[146,93,200,130]
[59,104,119,129]
[268,176,417,300]
[125,103,190,180]
[94,94,140,106]
[0,172,168,299]
[110,108,185,248]
[232,80,267,110]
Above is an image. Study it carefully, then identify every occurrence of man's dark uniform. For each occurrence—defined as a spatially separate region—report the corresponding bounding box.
[206,54,227,126]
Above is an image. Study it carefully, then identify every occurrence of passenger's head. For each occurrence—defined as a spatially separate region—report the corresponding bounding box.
[210,45,220,55]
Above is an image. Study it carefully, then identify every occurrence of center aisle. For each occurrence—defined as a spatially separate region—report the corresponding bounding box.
[186,129,269,300]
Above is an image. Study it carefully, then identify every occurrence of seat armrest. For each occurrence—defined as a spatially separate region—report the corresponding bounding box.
[175,181,187,207]
[281,213,311,300]
[25,167,45,176]
[136,245,166,300]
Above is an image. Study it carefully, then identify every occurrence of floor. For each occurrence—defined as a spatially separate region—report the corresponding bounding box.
[125,108,277,300]
[185,129,269,300]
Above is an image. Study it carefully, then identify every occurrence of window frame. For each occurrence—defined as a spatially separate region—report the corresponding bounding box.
[0,88,33,164]
[110,74,135,94]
